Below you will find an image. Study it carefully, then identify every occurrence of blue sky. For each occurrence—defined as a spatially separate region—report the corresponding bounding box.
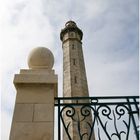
[0,0,138,139]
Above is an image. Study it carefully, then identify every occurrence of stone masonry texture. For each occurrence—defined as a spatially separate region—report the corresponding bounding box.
[60,21,95,140]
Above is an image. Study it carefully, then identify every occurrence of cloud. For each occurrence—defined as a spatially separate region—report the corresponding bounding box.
[87,55,138,96]
[81,0,139,96]
[1,0,138,139]
[1,109,12,140]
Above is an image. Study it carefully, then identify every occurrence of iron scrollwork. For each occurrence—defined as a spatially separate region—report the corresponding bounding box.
[55,96,139,140]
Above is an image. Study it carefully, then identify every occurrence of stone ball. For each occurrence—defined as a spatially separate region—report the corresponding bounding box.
[28,47,54,69]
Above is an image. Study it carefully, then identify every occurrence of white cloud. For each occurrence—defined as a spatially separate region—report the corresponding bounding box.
[87,55,138,96]
[1,109,12,140]
[1,0,138,139]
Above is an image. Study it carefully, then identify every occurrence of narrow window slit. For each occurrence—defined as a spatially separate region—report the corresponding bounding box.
[74,76,77,83]
[70,33,74,37]
[72,44,75,49]
[73,59,76,65]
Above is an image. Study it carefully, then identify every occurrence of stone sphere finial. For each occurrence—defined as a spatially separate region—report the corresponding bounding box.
[28,47,54,69]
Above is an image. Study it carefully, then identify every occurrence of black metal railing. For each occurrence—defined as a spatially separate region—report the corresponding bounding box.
[55,96,139,140]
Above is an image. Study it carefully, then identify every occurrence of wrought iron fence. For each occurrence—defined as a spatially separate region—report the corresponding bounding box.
[55,96,139,140]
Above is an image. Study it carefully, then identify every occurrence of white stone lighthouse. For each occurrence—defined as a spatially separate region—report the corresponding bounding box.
[60,21,94,140]
[60,21,89,98]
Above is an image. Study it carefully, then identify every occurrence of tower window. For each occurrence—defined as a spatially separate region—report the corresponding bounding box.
[74,76,77,83]
[70,32,74,37]
[73,59,76,65]
[72,44,75,49]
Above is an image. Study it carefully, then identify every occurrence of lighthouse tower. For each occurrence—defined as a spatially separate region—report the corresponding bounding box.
[60,21,94,140]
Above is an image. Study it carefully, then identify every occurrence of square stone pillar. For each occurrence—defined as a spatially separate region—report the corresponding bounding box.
[10,47,58,140]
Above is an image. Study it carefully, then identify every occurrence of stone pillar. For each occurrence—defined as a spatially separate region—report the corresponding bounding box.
[10,47,57,140]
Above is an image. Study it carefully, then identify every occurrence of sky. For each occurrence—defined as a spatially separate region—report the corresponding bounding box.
[0,0,139,139]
